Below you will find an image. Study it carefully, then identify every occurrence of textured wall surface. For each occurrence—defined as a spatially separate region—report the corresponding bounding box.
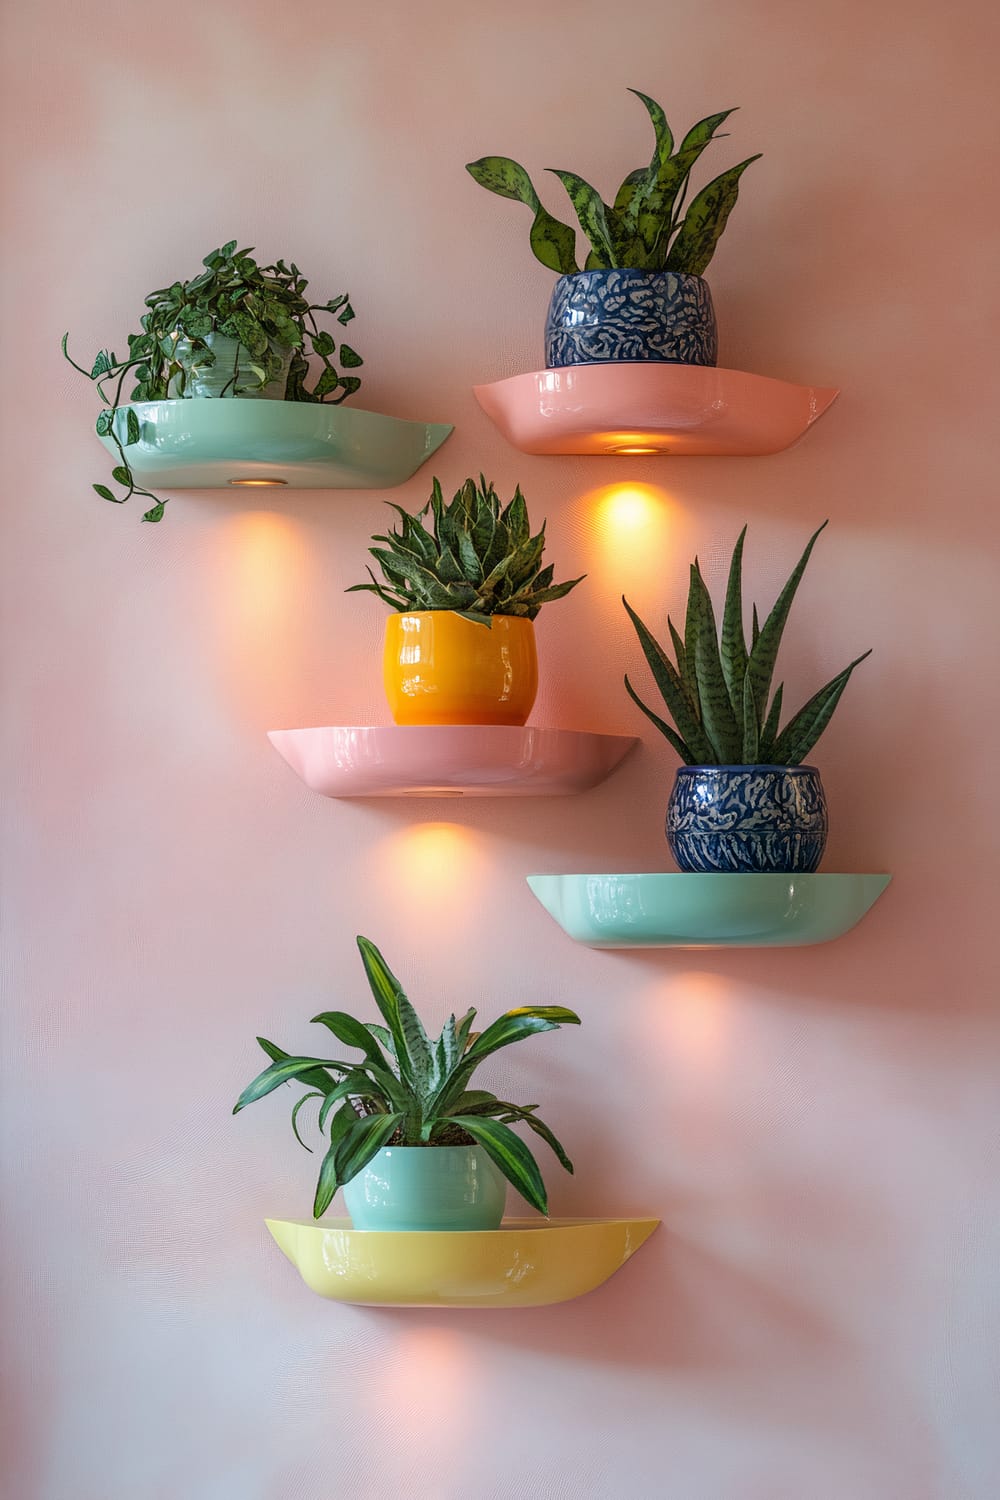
[3,2,999,1497]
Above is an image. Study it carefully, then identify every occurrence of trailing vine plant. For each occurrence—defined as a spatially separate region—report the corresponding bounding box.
[63,241,363,522]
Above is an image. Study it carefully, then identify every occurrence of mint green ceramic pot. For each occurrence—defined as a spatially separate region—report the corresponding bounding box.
[342,1145,507,1231]
[168,331,293,399]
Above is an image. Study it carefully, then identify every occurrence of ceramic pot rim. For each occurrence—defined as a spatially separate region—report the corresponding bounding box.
[385,611,535,627]
[673,763,821,774]
[553,268,709,286]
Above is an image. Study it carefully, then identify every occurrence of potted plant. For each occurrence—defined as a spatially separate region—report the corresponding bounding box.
[62,240,363,521]
[234,936,580,1230]
[466,89,760,369]
[348,474,585,726]
[623,522,872,873]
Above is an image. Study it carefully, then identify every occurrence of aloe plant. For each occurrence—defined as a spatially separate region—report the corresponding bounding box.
[466,90,760,276]
[234,936,580,1218]
[623,523,872,766]
[348,474,585,626]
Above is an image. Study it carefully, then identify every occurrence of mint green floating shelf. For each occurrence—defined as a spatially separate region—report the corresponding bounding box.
[526,873,891,949]
[96,399,453,489]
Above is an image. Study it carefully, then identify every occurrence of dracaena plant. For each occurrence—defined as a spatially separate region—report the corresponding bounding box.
[466,89,760,276]
[233,936,580,1219]
[62,240,363,522]
[623,523,872,766]
[347,474,585,626]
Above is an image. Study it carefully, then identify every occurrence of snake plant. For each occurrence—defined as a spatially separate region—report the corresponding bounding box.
[62,240,362,522]
[623,523,872,766]
[466,89,760,276]
[234,936,580,1219]
[348,474,585,626]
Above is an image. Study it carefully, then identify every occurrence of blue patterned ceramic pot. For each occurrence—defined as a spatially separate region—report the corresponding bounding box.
[544,269,717,368]
[666,765,828,874]
[342,1145,507,1231]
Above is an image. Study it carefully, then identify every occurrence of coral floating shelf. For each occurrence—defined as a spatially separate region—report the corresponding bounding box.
[473,364,839,457]
[265,1216,660,1307]
[527,872,891,948]
[267,725,637,798]
[96,399,452,488]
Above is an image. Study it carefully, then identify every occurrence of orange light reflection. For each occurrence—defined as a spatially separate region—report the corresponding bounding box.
[588,483,674,594]
[381,1327,472,1441]
[370,822,485,918]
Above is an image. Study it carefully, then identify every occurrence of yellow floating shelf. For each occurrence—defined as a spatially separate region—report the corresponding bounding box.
[265,1216,659,1308]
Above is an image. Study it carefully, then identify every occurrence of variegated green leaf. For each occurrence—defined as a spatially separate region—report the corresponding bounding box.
[622,596,714,762]
[444,1115,549,1214]
[666,154,761,276]
[740,669,759,762]
[547,169,617,267]
[465,156,578,273]
[746,522,828,727]
[356,937,434,1101]
[689,562,741,762]
[758,682,784,761]
[624,675,696,763]
[720,525,749,716]
[770,651,872,765]
[233,1054,344,1114]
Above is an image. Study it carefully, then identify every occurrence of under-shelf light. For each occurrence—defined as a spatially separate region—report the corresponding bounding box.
[228,477,288,487]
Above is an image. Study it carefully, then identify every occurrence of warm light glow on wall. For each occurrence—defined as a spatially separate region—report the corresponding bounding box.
[587,483,674,591]
[371,822,485,915]
[381,1327,472,1440]
[650,971,734,1070]
[213,511,315,716]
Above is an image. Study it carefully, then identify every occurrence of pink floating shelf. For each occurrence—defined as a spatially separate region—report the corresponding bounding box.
[473,363,839,457]
[267,725,637,799]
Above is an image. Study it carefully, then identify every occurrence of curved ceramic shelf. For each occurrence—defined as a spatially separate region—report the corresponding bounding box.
[267,725,637,798]
[473,364,838,457]
[265,1216,659,1307]
[97,399,452,488]
[527,872,891,948]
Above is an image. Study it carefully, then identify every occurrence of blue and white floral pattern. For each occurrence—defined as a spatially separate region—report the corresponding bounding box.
[666,766,828,874]
[545,269,717,368]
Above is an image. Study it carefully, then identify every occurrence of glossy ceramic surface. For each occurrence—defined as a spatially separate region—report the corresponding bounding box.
[96,399,452,488]
[667,765,828,873]
[267,724,636,798]
[167,332,293,399]
[383,612,538,726]
[264,1216,660,1308]
[545,269,717,367]
[526,873,892,948]
[342,1146,507,1231]
[473,364,839,457]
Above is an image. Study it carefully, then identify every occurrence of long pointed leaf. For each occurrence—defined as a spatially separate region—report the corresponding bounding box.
[547,169,617,267]
[332,1112,405,1200]
[623,596,714,761]
[356,937,434,1100]
[624,675,696,763]
[720,525,749,715]
[690,563,741,762]
[465,156,578,273]
[770,651,872,764]
[666,155,762,276]
[233,1054,344,1114]
[758,682,784,760]
[740,669,759,762]
[254,1037,342,1094]
[464,1007,580,1068]
[444,1115,548,1215]
[311,1010,390,1067]
[290,1091,324,1152]
[312,1104,375,1218]
[746,522,829,727]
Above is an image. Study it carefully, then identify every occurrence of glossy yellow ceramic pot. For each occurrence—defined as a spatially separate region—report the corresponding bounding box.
[384,611,538,726]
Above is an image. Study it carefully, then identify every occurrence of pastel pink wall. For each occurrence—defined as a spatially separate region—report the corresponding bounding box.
[3,2,999,1496]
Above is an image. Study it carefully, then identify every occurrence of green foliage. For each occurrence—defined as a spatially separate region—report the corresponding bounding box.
[623,524,872,766]
[466,90,760,276]
[62,241,363,522]
[233,936,581,1219]
[347,474,585,625]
